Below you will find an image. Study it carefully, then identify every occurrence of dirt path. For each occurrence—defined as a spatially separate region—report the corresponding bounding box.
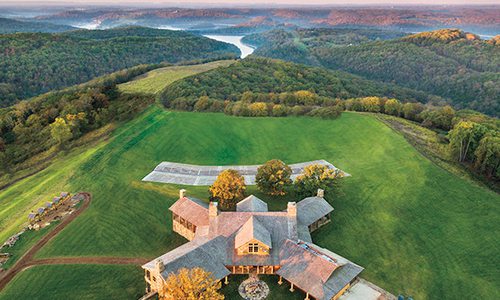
[0,192,148,291]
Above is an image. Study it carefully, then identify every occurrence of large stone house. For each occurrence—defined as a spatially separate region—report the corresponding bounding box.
[142,189,364,300]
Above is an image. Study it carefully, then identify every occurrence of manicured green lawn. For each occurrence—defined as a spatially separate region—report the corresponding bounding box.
[0,264,144,300]
[118,60,235,95]
[0,108,498,299]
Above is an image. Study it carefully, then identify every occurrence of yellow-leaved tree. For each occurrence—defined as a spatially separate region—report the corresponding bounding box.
[159,267,224,300]
[295,164,344,198]
[256,159,292,196]
[209,169,246,210]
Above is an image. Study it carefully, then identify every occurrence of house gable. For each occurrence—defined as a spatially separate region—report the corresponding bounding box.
[234,216,272,255]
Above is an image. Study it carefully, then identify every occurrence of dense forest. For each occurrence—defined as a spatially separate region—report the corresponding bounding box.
[243,28,407,48]
[243,28,406,66]
[244,29,500,116]
[160,57,436,106]
[0,17,76,34]
[0,26,239,106]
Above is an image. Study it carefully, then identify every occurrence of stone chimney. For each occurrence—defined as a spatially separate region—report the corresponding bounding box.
[287,202,298,240]
[179,189,186,199]
[155,259,165,273]
[287,202,297,217]
[317,189,324,198]
[209,202,218,218]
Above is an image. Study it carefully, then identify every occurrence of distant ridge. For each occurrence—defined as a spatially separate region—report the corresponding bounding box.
[0,17,76,33]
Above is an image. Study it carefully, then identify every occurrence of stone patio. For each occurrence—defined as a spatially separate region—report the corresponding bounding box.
[142,159,350,186]
[238,277,270,300]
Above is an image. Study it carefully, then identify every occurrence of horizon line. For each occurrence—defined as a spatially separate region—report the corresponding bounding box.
[1,2,500,8]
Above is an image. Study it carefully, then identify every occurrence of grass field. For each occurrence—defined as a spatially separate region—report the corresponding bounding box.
[0,145,102,244]
[118,60,235,94]
[0,108,498,299]
[0,265,144,299]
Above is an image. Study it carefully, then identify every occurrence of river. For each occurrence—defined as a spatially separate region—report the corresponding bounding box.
[73,22,256,58]
[155,25,255,58]
[203,35,255,58]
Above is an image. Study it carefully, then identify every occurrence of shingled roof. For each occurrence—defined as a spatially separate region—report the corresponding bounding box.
[277,240,339,299]
[237,195,268,212]
[169,197,209,227]
[144,236,230,281]
[296,197,334,226]
[277,240,363,300]
[145,191,363,300]
[234,216,272,249]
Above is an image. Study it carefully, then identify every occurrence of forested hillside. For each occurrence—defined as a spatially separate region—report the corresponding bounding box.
[0,26,239,106]
[243,28,406,65]
[0,63,162,176]
[245,29,500,116]
[0,17,76,34]
[160,57,435,106]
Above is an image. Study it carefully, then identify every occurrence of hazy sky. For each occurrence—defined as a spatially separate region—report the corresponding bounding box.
[2,0,499,6]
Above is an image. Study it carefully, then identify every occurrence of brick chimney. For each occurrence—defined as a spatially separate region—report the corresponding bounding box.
[209,202,218,218]
[179,189,186,199]
[287,202,297,217]
[317,189,324,198]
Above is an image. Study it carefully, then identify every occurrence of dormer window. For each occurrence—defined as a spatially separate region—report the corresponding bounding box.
[235,217,272,256]
[248,243,259,253]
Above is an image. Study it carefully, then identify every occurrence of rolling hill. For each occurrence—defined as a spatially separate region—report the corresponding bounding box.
[0,26,239,106]
[245,29,500,116]
[160,57,435,106]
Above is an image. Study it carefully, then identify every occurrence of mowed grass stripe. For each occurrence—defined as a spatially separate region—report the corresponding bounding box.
[117,60,236,95]
[0,108,498,299]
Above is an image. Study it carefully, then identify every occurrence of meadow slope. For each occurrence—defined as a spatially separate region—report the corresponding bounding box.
[118,60,235,95]
[0,108,498,299]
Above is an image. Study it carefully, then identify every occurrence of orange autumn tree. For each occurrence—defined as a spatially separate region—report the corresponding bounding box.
[209,169,246,210]
[160,267,224,300]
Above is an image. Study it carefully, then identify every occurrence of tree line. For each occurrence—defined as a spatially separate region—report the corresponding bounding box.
[336,97,499,180]
[243,28,500,116]
[0,26,239,107]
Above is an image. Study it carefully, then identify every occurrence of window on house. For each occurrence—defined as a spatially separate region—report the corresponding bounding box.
[248,243,259,253]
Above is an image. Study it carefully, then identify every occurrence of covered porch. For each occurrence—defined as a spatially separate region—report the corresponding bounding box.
[227,265,279,275]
